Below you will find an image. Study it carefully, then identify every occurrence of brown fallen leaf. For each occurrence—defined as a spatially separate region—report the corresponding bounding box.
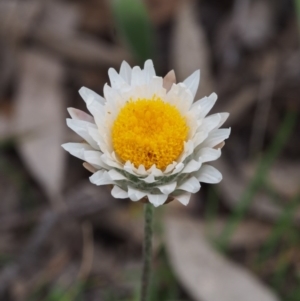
[0,1,130,68]
[217,86,258,126]
[215,159,300,224]
[243,160,300,200]
[34,29,131,68]
[0,0,42,42]
[40,1,79,36]
[216,0,275,68]
[203,219,272,250]
[79,0,113,34]
[14,50,66,204]
[164,214,280,301]
[170,0,214,99]
[146,0,180,26]
[237,0,275,50]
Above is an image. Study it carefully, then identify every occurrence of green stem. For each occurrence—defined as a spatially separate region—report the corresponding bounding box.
[140,203,154,301]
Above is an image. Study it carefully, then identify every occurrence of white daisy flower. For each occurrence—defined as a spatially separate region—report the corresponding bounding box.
[62,60,230,207]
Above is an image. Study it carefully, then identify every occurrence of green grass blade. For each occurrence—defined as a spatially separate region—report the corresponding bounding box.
[256,192,300,265]
[217,110,297,251]
[112,0,155,63]
[295,0,300,31]
[204,187,220,238]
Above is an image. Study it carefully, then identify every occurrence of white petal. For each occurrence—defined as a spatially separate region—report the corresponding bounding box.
[86,101,105,128]
[124,161,138,175]
[177,176,200,193]
[147,194,168,207]
[175,192,192,206]
[170,162,185,175]
[178,83,194,109]
[164,162,177,173]
[144,59,155,83]
[201,128,231,148]
[142,174,156,183]
[137,164,147,176]
[202,113,222,133]
[87,127,109,152]
[111,185,128,199]
[119,61,132,84]
[157,182,177,194]
[148,76,164,96]
[148,165,163,176]
[101,154,123,169]
[131,66,145,86]
[192,92,218,118]
[89,170,114,185]
[166,84,190,114]
[182,159,202,173]
[196,147,221,163]
[103,83,124,106]
[62,143,93,160]
[218,112,230,127]
[193,131,208,147]
[79,87,105,105]
[176,140,194,164]
[195,165,222,183]
[185,111,198,139]
[108,68,128,90]
[108,169,127,180]
[111,151,123,164]
[66,119,99,149]
[84,150,108,169]
[67,108,94,123]
[128,187,147,202]
[183,70,200,99]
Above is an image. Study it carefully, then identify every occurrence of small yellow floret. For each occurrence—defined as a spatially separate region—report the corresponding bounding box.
[112,96,189,170]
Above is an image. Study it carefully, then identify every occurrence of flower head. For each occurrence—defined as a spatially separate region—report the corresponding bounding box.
[62,60,230,207]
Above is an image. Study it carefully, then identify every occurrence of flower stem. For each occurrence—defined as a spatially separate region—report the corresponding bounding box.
[140,203,154,301]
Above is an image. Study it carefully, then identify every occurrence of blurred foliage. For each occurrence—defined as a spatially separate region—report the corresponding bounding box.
[112,0,155,64]
[295,0,300,30]
[217,110,298,251]
[28,281,85,301]
[1,0,300,300]
[0,153,39,210]
[204,187,220,237]
[89,248,184,301]
[257,192,300,265]
[148,248,182,301]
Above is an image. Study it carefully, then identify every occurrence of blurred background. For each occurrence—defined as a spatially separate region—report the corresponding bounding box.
[0,0,299,300]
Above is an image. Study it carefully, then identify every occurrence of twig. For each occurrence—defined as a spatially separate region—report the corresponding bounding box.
[218,86,258,126]
[250,53,278,156]
[33,29,131,67]
[0,211,58,295]
[0,1,131,67]
[77,221,94,281]
[0,183,117,232]
[0,183,116,296]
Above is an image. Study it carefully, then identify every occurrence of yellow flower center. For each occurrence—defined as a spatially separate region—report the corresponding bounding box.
[112,96,189,170]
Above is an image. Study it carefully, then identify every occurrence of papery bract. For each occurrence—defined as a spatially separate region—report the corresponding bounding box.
[62,60,230,207]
